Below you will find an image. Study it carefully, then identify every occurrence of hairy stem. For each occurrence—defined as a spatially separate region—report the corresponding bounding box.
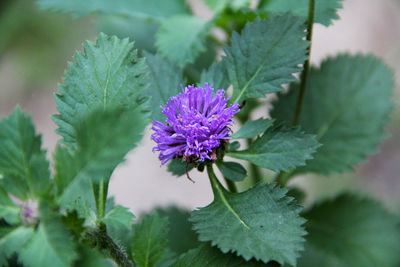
[84,224,134,267]
[276,0,315,186]
[292,0,315,126]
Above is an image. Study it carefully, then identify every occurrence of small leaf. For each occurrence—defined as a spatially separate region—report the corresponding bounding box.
[200,61,230,91]
[223,15,308,104]
[144,52,184,121]
[259,0,344,26]
[101,206,135,230]
[53,33,149,147]
[191,166,306,265]
[216,161,247,182]
[156,15,211,67]
[167,158,194,177]
[0,187,20,225]
[299,194,400,267]
[0,107,51,198]
[227,124,320,172]
[272,54,393,175]
[0,226,34,263]
[172,244,265,267]
[132,212,169,267]
[231,118,274,139]
[20,202,78,267]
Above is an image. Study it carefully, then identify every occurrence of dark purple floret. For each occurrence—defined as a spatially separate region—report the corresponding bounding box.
[151,84,240,165]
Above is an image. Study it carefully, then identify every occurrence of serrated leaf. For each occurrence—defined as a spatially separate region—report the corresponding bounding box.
[172,244,265,267]
[200,61,230,91]
[272,54,393,175]
[216,161,247,182]
[156,15,211,68]
[227,124,320,172]
[144,52,184,121]
[0,107,51,198]
[132,212,169,267]
[154,206,200,255]
[259,0,343,26]
[299,194,400,267]
[0,187,20,225]
[56,107,148,207]
[231,118,274,139]
[101,206,135,230]
[53,33,149,147]
[167,158,194,177]
[38,0,190,20]
[0,226,34,263]
[20,203,77,267]
[191,166,306,265]
[223,15,307,104]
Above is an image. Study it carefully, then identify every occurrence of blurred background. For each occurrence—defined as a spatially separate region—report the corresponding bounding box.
[0,0,399,215]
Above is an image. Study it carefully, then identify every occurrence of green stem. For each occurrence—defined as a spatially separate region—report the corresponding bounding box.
[225,178,238,193]
[292,0,315,126]
[84,225,134,267]
[93,179,108,219]
[207,165,227,195]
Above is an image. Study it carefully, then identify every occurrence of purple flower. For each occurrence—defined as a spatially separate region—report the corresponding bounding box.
[151,84,240,165]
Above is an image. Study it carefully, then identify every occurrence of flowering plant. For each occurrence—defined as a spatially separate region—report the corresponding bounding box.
[1,0,399,267]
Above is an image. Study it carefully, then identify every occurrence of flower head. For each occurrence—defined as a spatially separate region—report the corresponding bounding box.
[151,84,240,165]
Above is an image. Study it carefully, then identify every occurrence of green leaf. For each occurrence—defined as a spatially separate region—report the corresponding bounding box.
[167,158,194,177]
[56,107,148,207]
[200,61,230,91]
[20,203,78,267]
[172,244,265,267]
[0,107,51,198]
[205,0,251,12]
[156,15,211,68]
[53,33,149,147]
[0,226,34,263]
[299,194,400,267]
[144,52,184,121]
[38,0,190,21]
[0,187,20,225]
[154,206,200,255]
[101,206,135,230]
[191,166,306,265]
[231,118,274,139]
[259,0,343,26]
[216,161,247,182]
[272,54,393,175]
[132,212,169,267]
[223,15,308,104]
[227,124,320,172]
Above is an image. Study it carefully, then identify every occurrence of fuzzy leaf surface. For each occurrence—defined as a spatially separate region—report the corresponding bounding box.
[132,212,169,267]
[101,206,135,230]
[259,0,343,26]
[172,244,265,267]
[231,118,274,139]
[0,107,50,198]
[20,203,77,267]
[156,15,211,67]
[272,55,393,174]
[223,15,307,104]
[191,170,306,265]
[144,52,184,121]
[216,161,247,182]
[299,194,400,267]
[53,33,149,147]
[0,226,34,263]
[227,124,320,172]
[38,0,189,20]
[56,107,148,207]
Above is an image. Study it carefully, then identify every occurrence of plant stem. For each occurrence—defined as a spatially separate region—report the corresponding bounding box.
[84,224,134,267]
[225,178,238,193]
[292,0,315,126]
[93,178,108,219]
[275,0,315,186]
[207,164,226,194]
